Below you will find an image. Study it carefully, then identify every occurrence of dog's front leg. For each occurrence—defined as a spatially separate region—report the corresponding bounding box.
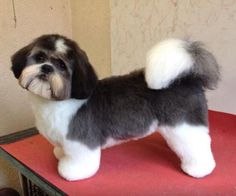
[57,141,101,181]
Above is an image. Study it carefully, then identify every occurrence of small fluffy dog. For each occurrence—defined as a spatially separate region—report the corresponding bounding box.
[11,34,219,181]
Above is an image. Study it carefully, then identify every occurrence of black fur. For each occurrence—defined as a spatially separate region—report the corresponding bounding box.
[11,44,33,78]
[68,70,209,149]
[70,46,98,99]
[187,41,220,89]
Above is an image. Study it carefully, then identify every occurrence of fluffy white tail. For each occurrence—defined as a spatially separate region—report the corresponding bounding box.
[145,39,219,90]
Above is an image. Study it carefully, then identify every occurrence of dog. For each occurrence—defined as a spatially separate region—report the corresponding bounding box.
[11,34,219,181]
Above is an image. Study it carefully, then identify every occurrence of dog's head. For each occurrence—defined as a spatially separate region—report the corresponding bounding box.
[11,34,98,100]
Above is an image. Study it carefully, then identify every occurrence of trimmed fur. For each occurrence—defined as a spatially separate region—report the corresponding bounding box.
[11,35,219,181]
[145,39,220,90]
[68,70,209,148]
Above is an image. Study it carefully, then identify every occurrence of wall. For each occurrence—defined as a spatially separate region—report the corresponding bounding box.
[0,0,72,193]
[70,0,111,78]
[110,0,236,114]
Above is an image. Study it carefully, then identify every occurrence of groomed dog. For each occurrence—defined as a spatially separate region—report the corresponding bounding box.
[11,34,219,181]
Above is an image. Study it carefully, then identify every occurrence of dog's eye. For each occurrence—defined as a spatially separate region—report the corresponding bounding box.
[56,59,66,70]
[35,52,46,63]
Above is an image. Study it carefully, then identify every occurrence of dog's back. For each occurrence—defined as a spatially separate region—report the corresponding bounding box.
[68,39,219,149]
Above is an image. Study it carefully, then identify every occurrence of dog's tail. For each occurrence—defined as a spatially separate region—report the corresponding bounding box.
[145,39,220,90]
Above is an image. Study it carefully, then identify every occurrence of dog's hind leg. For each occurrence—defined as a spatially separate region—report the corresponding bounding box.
[159,123,216,178]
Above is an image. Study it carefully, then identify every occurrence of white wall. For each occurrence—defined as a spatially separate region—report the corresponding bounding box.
[71,0,111,79]
[111,0,236,114]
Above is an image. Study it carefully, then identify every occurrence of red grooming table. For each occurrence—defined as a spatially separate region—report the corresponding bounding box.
[0,111,236,195]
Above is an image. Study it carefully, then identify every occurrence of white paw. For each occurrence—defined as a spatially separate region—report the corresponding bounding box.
[58,156,100,181]
[181,159,216,178]
[53,146,64,160]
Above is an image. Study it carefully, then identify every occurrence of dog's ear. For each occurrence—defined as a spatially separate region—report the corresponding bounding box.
[70,47,98,99]
[11,44,33,78]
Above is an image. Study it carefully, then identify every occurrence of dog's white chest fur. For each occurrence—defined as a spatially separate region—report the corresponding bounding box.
[29,93,85,145]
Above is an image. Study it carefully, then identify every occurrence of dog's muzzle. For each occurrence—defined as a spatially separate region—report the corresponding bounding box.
[19,64,70,100]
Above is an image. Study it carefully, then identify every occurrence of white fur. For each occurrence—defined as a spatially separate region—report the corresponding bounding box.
[29,93,84,144]
[102,138,123,149]
[56,39,68,53]
[58,141,101,181]
[29,93,101,181]
[159,123,216,178]
[143,120,158,137]
[145,39,194,89]
[19,64,42,88]
[102,120,158,148]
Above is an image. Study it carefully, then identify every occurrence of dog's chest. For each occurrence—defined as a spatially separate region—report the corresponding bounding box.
[29,94,84,145]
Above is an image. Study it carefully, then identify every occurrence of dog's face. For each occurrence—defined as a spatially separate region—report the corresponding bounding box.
[11,34,97,100]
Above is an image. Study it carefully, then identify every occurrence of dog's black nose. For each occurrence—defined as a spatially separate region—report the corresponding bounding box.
[41,64,53,74]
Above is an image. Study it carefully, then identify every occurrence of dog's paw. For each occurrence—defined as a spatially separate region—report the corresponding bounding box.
[53,146,64,160]
[58,156,99,181]
[181,159,216,178]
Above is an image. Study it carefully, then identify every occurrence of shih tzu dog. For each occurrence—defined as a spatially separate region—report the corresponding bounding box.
[11,34,219,181]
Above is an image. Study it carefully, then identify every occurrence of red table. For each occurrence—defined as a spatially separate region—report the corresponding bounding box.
[1,111,236,195]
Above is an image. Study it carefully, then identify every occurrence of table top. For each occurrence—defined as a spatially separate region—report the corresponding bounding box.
[1,111,236,195]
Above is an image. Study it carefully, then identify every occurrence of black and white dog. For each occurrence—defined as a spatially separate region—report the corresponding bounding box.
[11,34,219,181]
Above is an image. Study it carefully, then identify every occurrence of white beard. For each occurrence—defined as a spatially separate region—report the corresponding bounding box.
[27,77,51,99]
[19,64,70,100]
